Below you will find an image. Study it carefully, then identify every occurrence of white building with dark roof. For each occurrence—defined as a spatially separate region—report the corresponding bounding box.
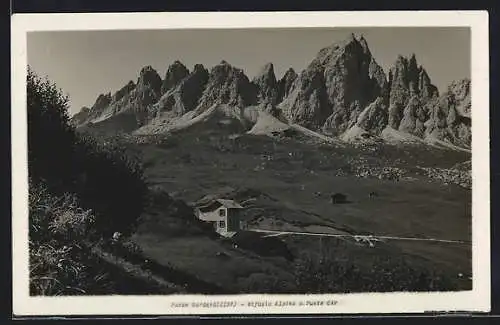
[194,198,244,238]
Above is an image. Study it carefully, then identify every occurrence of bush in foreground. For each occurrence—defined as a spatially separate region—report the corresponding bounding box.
[293,250,454,293]
[27,68,151,295]
[72,133,148,237]
[27,67,148,237]
[29,182,107,295]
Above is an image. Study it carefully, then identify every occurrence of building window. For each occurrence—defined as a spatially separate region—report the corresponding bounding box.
[219,220,225,229]
[219,208,226,217]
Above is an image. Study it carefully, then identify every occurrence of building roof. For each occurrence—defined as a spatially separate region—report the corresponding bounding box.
[195,198,244,213]
[196,201,223,213]
[216,199,244,209]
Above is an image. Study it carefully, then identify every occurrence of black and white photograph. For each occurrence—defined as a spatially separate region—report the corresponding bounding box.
[11,11,490,315]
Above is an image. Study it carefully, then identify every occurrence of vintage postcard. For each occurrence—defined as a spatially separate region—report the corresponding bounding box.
[11,11,490,316]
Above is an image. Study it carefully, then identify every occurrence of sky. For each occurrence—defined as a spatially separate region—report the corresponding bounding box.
[27,27,470,116]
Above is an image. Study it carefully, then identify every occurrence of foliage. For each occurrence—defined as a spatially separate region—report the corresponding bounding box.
[27,67,148,237]
[28,182,114,295]
[27,68,153,295]
[293,249,454,293]
[72,133,148,236]
[239,272,297,293]
[27,67,77,192]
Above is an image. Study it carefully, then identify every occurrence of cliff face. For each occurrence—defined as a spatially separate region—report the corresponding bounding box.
[252,63,279,108]
[72,34,471,149]
[71,106,91,126]
[161,61,190,95]
[277,68,298,103]
[424,79,471,147]
[196,61,258,112]
[155,64,209,116]
[387,54,438,132]
[278,34,388,135]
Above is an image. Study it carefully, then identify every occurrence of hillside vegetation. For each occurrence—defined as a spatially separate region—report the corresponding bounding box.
[27,68,184,295]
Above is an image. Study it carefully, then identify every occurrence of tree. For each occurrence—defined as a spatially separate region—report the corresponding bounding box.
[27,66,77,192]
[27,67,148,237]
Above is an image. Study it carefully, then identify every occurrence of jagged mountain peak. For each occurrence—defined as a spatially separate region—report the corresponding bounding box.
[112,80,136,103]
[74,35,470,150]
[283,67,297,77]
[253,62,278,106]
[196,61,258,111]
[280,33,388,135]
[193,63,207,72]
[313,34,366,67]
[359,34,370,55]
[155,62,209,116]
[137,65,162,92]
[277,68,298,103]
[161,60,190,94]
[139,65,158,76]
[255,62,275,78]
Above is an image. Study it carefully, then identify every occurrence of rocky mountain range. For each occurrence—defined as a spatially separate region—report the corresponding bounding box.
[72,33,471,149]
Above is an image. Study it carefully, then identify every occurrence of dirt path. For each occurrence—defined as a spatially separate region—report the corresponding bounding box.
[85,241,234,294]
[247,228,471,245]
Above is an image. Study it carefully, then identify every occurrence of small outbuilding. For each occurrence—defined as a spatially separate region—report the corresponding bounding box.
[194,198,244,238]
[330,193,348,204]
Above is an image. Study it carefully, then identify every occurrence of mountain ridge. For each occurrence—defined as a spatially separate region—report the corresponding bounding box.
[71,34,471,150]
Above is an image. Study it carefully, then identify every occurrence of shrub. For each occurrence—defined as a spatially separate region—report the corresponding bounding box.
[28,182,108,295]
[27,67,148,237]
[239,273,297,293]
[27,67,77,193]
[293,250,454,293]
[72,133,148,237]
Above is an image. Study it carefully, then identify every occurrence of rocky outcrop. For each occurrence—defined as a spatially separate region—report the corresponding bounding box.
[424,79,471,147]
[112,81,136,103]
[196,61,258,112]
[356,97,388,134]
[70,92,113,126]
[252,63,279,106]
[279,64,330,129]
[75,66,162,127]
[447,78,471,118]
[128,66,163,125]
[88,93,112,120]
[387,54,438,131]
[161,61,190,94]
[369,58,389,100]
[279,33,388,135]
[277,68,298,103]
[74,35,471,149]
[155,63,209,116]
[398,96,428,137]
[71,106,91,126]
[418,166,471,189]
